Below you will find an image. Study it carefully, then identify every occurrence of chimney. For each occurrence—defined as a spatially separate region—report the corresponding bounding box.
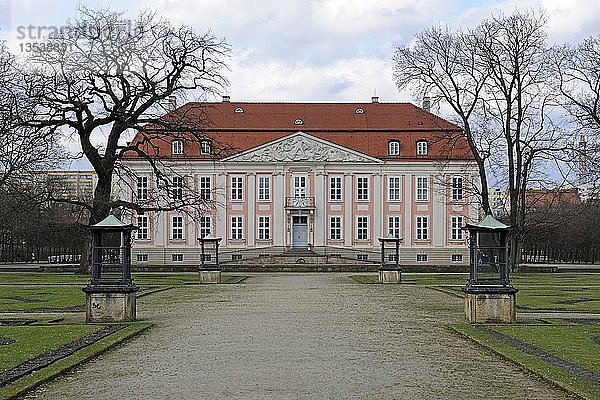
[168,95,177,111]
[422,96,431,112]
[222,95,231,102]
[371,96,379,103]
[579,135,587,185]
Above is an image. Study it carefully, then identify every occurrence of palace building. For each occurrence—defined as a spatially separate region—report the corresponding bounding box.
[120,97,478,267]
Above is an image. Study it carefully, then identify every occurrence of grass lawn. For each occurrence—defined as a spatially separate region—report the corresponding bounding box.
[453,324,600,399]
[0,325,102,372]
[351,273,600,313]
[0,323,151,400]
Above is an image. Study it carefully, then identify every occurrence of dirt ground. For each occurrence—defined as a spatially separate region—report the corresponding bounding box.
[23,273,574,399]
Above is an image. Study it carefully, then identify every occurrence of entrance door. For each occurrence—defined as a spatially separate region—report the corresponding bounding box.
[292,216,308,248]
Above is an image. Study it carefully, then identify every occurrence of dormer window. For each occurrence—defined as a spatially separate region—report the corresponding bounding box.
[234,107,244,113]
[355,108,365,114]
[294,118,304,125]
[200,140,212,154]
[388,140,400,156]
[416,140,428,156]
[172,140,184,155]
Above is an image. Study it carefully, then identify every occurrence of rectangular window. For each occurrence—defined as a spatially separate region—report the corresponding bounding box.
[171,216,184,240]
[231,216,243,240]
[257,176,271,201]
[330,216,342,240]
[452,254,463,262]
[172,140,183,155]
[136,254,149,262]
[199,176,211,200]
[357,254,369,261]
[257,216,271,240]
[232,254,243,261]
[231,176,244,201]
[417,254,428,262]
[451,216,464,240]
[357,177,369,201]
[357,216,369,240]
[330,176,342,201]
[388,176,401,201]
[416,177,429,201]
[416,216,429,240]
[388,216,401,238]
[452,176,464,201]
[136,176,148,200]
[172,254,184,262]
[171,176,183,200]
[136,215,149,240]
[199,216,212,239]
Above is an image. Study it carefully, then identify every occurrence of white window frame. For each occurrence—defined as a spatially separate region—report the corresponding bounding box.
[416,140,428,155]
[417,254,428,262]
[171,176,183,200]
[257,176,271,202]
[388,176,401,201]
[452,254,463,262]
[357,176,369,201]
[356,216,369,240]
[416,177,429,201]
[388,216,401,238]
[172,140,184,155]
[136,215,149,240]
[171,215,184,240]
[199,176,212,200]
[199,215,212,239]
[330,216,342,240]
[388,141,400,155]
[451,216,464,241]
[231,216,243,240]
[257,216,271,241]
[172,254,184,262]
[136,176,148,201]
[200,140,212,154]
[136,254,149,262]
[330,176,342,201]
[231,176,244,201]
[416,216,429,241]
[452,176,464,201]
[293,174,308,198]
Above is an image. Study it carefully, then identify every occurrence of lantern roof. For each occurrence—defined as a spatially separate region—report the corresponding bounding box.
[91,215,136,231]
[378,233,404,243]
[199,233,222,242]
[464,214,511,231]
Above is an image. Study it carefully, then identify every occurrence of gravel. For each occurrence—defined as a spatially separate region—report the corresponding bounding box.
[23,273,572,399]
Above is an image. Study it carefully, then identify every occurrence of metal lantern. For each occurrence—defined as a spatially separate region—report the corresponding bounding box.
[462,214,518,323]
[378,233,403,284]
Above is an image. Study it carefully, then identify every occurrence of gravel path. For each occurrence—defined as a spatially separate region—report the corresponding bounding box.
[24,273,572,399]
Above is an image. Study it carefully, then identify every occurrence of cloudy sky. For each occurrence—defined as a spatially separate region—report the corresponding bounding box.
[2,0,599,106]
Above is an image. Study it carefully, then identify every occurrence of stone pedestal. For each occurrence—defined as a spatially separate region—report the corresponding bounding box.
[199,269,221,284]
[378,268,401,284]
[463,286,518,323]
[82,285,138,323]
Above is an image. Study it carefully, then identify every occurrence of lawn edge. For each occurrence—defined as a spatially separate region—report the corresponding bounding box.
[448,324,590,400]
[0,322,152,400]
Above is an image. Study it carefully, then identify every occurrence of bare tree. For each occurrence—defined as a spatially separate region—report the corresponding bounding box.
[24,7,228,227]
[0,44,61,189]
[393,11,572,270]
[553,35,600,188]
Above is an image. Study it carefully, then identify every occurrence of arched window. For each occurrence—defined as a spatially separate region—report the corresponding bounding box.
[200,140,212,154]
[355,108,365,114]
[388,140,400,156]
[234,107,244,113]
[294,118,304,125]
[416,140,428,156]
[172,140,184,155]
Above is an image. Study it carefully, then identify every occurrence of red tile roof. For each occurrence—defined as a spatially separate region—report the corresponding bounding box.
[124,101,474,161]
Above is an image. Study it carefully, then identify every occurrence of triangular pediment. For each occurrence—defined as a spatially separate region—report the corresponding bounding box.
[223,132,383,164]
